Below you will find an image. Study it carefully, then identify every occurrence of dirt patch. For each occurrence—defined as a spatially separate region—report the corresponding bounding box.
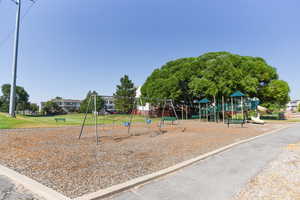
[0,120,288,198]
[234,142,300,200]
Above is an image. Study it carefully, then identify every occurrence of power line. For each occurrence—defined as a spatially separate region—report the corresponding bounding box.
[0,0,38,48]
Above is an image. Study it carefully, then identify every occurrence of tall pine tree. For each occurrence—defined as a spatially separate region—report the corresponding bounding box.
[114,75,136,113]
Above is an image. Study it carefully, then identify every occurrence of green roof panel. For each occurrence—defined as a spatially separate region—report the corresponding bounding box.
[230,91,245,97]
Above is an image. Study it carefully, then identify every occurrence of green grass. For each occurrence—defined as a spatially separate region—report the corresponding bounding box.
[0,113,44,129]
[0,112,157,129]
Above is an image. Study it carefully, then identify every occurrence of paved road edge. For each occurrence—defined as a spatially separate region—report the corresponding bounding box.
[75,124,294,200]
[0,164,71,200]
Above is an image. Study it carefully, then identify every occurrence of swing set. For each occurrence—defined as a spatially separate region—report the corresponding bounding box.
[78,95,180,144]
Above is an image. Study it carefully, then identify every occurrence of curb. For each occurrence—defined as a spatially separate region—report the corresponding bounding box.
[74,125,292,200]
[0,165,71,200]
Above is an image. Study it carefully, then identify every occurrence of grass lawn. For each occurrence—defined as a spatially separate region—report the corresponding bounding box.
[0,113,45,129]
[0,112,157,129]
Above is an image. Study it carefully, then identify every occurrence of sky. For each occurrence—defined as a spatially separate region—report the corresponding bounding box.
[0,0,299,104]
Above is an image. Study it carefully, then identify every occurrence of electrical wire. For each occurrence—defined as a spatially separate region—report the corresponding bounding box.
[0,0,38,48]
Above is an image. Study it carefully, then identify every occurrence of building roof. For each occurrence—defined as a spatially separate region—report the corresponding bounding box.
[52,99,81,103]
[230,91,245,97]
[197,98,211,104]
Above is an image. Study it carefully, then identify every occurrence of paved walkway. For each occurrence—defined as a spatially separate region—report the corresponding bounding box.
[109,124,300,200]
[0,175,37,200]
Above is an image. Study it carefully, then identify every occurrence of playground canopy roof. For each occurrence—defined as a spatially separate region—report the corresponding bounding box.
[230,90,245,97]
[197,98,210,104]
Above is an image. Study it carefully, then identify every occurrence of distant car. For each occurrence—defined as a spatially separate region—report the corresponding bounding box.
[105,110,117,114]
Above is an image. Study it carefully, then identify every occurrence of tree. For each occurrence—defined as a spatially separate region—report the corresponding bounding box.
[0,99,2,110]
[79,91,104,113]
[42,101,64,115]
[0,84,30,112]
[113,75,136,113]
[141,52,290,109]
[29,103,39,112]
[259,80,290,111]
[298,103,300,112]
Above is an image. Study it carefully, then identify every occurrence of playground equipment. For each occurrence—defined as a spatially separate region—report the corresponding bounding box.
[191,91,263,125]
[250,105,267,124]
[229,90,246,120]
[78,94,100,144]
[160,99,179,128]
[251,116,265,124]
[197,98,210,121]
[78,95,182,144]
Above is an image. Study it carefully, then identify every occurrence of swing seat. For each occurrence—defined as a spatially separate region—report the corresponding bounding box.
[191,115,200,119]
[123,122,131,127]
[146,119,152,124]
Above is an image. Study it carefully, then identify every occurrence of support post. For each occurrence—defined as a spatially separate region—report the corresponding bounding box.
[241,96,244,120]
[206,103,208,122]
[9,0,21,117]
[231,97,234,119]
[79,95,92,139]
[170,100,179,120]
[214,96,216,122]
[222,96,225,124]
[127,98,136,135]
[160,99,167,129]
[199,103,201,121]
[185,105,188,120]
[94,95,99,145]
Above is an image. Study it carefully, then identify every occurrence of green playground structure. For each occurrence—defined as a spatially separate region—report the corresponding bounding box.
[193,91,260,123]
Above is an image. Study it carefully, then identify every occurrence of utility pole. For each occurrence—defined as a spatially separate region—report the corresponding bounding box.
[9,0,21,117]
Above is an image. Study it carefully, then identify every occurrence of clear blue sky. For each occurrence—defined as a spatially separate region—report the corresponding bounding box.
[0,0,299,104]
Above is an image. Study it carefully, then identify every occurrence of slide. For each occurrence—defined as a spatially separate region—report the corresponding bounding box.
[251,116,265,124]
[257,105,268,112]
[251,110,265,124]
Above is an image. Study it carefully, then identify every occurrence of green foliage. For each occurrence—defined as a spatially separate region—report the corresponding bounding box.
[42,101,65,115]
[141,52,290,109]
[260,80,290,111]
[0,84,30,112]
[79,91,104,113]
[298,104,300,112]
[114,75,136,113]
[29,103,39,112]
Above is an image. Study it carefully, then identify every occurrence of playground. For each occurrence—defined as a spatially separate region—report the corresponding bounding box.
[0,120,288,198]
[0,91,296,198]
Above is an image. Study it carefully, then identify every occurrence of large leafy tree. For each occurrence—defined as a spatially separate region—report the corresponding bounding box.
[114,75,136,113]
[0,84,30,112]
[42,101,64,115]
[79,91,104,113]
[141,52,290,109]
[29,103,39,112]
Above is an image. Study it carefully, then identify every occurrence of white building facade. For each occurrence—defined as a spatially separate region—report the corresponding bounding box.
[286,100,300,112]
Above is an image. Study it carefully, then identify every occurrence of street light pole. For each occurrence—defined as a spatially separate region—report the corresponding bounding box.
[9,0,21,117]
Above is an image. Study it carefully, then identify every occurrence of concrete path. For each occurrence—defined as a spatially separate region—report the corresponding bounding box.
[0,175,38,200]
[109,124,300,200]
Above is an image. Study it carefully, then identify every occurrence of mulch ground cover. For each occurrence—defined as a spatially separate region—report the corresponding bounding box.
[0,121,287,198]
